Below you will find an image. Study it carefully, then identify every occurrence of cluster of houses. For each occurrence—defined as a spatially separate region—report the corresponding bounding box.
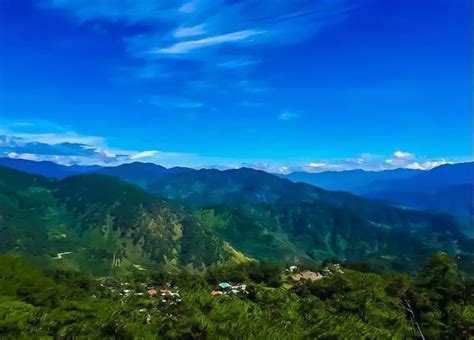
[147,284,182,306]
[98,279,182,306]
[99,279,139,297]
[322,263,344,275]
[211,282,248,296]
[96,279,182,324]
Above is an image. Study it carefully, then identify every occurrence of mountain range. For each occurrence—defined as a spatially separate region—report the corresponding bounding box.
[2,157,472,219]
[279,168,423,192]
[0,157,101,179]
[1,159,472,275]
[282,163,474,220]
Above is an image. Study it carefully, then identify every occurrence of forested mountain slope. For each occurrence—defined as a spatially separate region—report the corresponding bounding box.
[0,166,235,276]
[201,203,473,273]
[147,167,465,234]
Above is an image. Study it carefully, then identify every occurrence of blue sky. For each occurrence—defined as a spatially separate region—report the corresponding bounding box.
[0,0,472,172]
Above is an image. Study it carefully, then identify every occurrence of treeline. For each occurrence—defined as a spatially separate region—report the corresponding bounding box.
[0,253,472,339]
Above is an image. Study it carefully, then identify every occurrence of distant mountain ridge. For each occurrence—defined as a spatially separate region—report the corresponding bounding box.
[280,168,422,192]
[282,162,474,221]
[1,157,472,223]
[0,157,100,179]
[0,158,192,186]
[359,163,473,220]
[93,162,192,188]
[359,162,473,193]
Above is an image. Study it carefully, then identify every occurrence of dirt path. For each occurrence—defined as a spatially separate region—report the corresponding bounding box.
[53,251,74,260]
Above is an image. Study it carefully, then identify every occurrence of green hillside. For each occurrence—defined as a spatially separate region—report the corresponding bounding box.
[201,203,472,273]
[147,167,472,267]
[0,166,236,276]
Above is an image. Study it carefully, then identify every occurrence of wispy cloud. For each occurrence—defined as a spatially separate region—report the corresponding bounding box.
[308,162,329,168]
[218,58,261,69]
[174,24,206,38]
[278,110,299,121]
[39,0,362,118]
[156,30,265,54]
[43,0,359,80]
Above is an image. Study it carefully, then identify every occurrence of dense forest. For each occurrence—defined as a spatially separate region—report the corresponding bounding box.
[1,253,473,339]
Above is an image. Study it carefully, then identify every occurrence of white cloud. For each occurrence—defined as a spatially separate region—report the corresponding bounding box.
[130,150,159,160]
[7,152,19,158]
[93,148,117,158]
[406,160,451,170]
[174,24,206,38]
[308,162,327,168]
[7,152,42,161]
[393,150,415,159]
[380,151,459,171]
[156,30,265,54]
[385,150,416,167]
